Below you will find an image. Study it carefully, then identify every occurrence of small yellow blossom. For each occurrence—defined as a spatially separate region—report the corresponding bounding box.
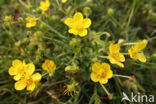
[128,40,147,62]
[26,17,39,28]
[9,59,35,81]
[40,0,50,11]
[15,73,42,91]
[42,60,56,72]
[64,12,91,37]
[90,62,113,84]
[61,0,67,3]
[108,43,125,68]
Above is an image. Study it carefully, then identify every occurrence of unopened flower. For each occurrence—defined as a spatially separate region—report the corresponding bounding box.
[64,12,91,37]
[15,73,42,91]
[26,17,39,28]
[90,62,113,84]
[40,0,50,11]
[42,60,56,72]
[128,40,147,62]
[108,43,125,68]
[9,59,35,81]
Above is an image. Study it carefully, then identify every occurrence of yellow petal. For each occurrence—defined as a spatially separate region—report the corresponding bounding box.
[90,72,99,82]
[13,74,22,81]
[26,63,35,75]
[73,12,83,21]
[8,67,16,75]
[15,80,27,90]
[137,53,146,62]
[64,18,73,27]
[134,40,147,52]
[118,53,125,62]
[106,70,113,79]
[99,78,108,84]
[68,28,78,35]
[82,18,91,28]
[78,29,87,37]
[92,62,101,72]
[12,59,22,66]
[101,63,111,70]
[32,73,42,82]
[109,43,120,53]
[27,82,36,91]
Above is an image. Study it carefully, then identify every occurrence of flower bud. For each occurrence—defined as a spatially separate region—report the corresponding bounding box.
[118,39,125,45]
[83,7,92,17]
[107,8,114,15]
[4,16,13,23]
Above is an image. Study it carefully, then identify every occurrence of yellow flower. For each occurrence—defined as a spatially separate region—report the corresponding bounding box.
[40,0,50,11]
[90,62,113,84]
[26,17,39,28]
[64,12,91,37]
[128,40,147,62]
[108,43,125,68]
[15,73,42,91]
[61,0,67,3]
[9,59,35,81]
[42,60,56,72]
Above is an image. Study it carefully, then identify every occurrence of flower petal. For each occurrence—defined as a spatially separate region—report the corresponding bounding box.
[99,78,108,84]
[15,80,27,90]
[27,82,36,91]
[118,53,125,62]
[82,18,91,28]
[101,63,111,70]
[109,43,120,53]
[90,72,99,82]
[26,63,35,75]
[106,70,113,79]
[32,73,42,82]
[137,53,146,62]
[8,67,16,75]
[92,62,101,72]
[78,29,87,37]
[134,40,147,52]
[13,74,22,81]
[73,12,83,21]
[64,18,73,27]
[12,59,22,66]
[68,28,78,35]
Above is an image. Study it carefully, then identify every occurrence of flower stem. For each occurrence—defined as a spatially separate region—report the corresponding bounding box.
[98,56,108,59]
[100,83,110,96]
[122,42,137,46]
[113,74,132,80]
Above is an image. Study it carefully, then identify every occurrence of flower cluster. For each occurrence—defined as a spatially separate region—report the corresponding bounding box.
[9,59,42,91]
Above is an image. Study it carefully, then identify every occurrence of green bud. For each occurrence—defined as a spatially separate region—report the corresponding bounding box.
[4,16,13,22]
[35,31,43,38]
[36,8,42,14]
[18,17,24,23]
[118,39,125,45]
[28,5,33,11]
[107,8,114,15]
[83,7,92,17]
[39,23,48,31]
[69,38,81,53]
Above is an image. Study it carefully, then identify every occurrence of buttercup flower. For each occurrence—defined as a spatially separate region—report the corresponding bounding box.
[9,59,35,81]
[26,17,39,28]
[40,0,50,11]
[42,60,56,72]
[108,43,125,68]
[64,12,91,37]
[128,40,147,62]
[90,62,113,84]
[15,73,42,91]
[61,0,67,3]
